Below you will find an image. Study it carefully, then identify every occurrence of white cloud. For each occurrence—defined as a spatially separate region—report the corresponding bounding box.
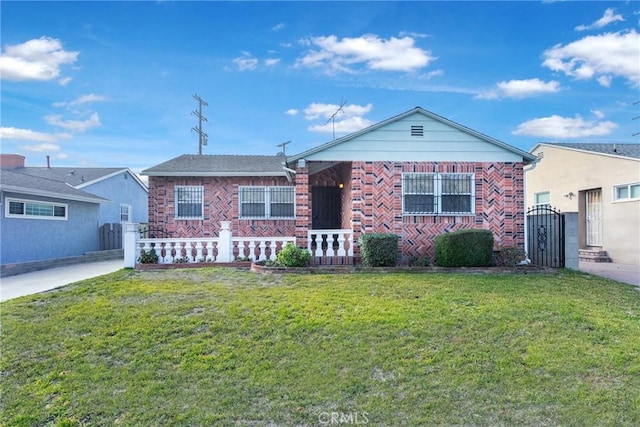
[233,52,259,71]
[575,8,624,31]
[272,23,285,32]
[476,78,561,99]
[296,34,435,74]
[0,37,78,82]
[53,93,108,108]
[265,58,281,67]
[285,109,299,116]
[543,30,640,87]
[513,114,618,138]
[303,102,374,135]
[0,127,72,143]
[45,112,101,133]
[20,143,61,152]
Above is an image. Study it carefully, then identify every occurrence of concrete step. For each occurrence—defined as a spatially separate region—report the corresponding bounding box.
[579,249,611,263]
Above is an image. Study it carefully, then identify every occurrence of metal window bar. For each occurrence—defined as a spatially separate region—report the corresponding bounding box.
[176,186,203,218]
[269,187,295,218]
[403,173,473,215]
[240,187,294,219]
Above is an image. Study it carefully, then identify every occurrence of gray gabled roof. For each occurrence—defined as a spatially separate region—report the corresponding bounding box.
[0,170,110,204]
[535,142,640,160]
[287,106,539,164]
[141,154,288,177]
[13,167,148,191]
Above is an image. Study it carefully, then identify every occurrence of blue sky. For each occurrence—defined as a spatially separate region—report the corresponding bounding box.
[1,1,639,173]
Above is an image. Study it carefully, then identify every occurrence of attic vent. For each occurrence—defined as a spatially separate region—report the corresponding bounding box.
[411,125,424,137]
[537,152,544,159]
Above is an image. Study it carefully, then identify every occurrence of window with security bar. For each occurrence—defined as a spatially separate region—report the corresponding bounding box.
[175,186,203,219]
[240,186,295,219]
[402,173,475,215]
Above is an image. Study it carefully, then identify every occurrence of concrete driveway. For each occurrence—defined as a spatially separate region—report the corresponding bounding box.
[0,260,123,302]
[578,261,640,288]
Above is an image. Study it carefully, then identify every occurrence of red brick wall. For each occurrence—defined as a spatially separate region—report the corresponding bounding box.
[149,160,525,262]
[348,161,525,261]
[148,176,295,238]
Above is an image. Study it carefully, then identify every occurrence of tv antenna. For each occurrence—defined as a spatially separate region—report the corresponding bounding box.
[633,100,639,137]
[326,98,347,140]
[191,94,208,155]
[276,140,291,156]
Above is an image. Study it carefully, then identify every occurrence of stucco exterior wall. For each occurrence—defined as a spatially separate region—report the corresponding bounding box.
[1,192,101,264]
[148,176,295,238]
[527,145,640,265]
[85,172,148,224]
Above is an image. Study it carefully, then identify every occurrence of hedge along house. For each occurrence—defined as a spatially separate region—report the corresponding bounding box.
[142,107,537,264]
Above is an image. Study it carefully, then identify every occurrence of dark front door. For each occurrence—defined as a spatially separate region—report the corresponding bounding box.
[312,186,342,229]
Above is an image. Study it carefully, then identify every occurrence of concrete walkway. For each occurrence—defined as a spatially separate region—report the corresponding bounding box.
[578,261,640,288]
[0,260,123,302]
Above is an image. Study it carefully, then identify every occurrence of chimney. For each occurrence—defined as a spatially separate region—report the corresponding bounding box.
[0,154,26,169]
[47,155,51,168]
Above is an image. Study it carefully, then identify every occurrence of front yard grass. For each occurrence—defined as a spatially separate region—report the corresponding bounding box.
[1,268,639,426]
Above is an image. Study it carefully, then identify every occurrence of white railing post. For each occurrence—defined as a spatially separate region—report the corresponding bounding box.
[124,222,139,268]
[218,221,233,262]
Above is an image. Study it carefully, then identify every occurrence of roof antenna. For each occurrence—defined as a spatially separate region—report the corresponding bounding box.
[276,140,291,156]
[191,94,209,155]
[633,100,639,137]
[326,98,347,140]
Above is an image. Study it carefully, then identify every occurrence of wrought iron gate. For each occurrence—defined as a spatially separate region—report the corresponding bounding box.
[526,205,565,268]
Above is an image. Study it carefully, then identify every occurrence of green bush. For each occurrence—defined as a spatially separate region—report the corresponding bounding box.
[435,229,494,267]
[275,243,311,267]
[358,233,399,267]
[138,248,159,264]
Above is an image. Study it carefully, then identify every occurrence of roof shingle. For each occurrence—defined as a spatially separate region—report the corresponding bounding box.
[141,154,287,176]
[542,143,640,159]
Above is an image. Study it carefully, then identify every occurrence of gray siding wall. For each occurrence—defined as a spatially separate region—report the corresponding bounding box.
[1,192,101,264]
[83,172,148,224]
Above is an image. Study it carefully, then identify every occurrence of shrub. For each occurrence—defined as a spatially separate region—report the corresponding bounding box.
[408,255,431,267]
[358,233,399,267]
[493,246,527,267]
[275,243,311,267]
[435,229,494,267]
[138,248,159,264]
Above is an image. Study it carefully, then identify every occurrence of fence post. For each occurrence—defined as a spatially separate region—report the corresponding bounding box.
[124,222,139,268]
[218,221,233,262]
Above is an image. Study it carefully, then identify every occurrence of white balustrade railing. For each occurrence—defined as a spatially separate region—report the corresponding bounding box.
[307,229,354,258]
[137,236,297,264]
[234,237,296,262]
[124,222,353,268]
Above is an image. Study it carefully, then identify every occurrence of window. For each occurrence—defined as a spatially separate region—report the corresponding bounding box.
[120,204,131,222]
[614,183,640,201]
[175,186,203,219]
[534,191,550,205]
[240,186,294,219]
[402,173,475,215]
[6,198,67,220]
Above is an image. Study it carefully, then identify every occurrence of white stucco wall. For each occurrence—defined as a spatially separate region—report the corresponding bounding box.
[526,145,640,265]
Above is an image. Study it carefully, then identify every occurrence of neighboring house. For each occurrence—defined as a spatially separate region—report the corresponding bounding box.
[526,143,640,266]
[0,154,148,265]
[142,107,537,263]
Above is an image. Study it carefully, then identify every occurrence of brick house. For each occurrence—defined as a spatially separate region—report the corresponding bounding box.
[142,107,537,264]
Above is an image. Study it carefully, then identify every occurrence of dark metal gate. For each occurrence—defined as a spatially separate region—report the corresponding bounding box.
[526,205,565,268]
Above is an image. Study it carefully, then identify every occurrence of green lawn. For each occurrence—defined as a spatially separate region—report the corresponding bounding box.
[1,268,639,426]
